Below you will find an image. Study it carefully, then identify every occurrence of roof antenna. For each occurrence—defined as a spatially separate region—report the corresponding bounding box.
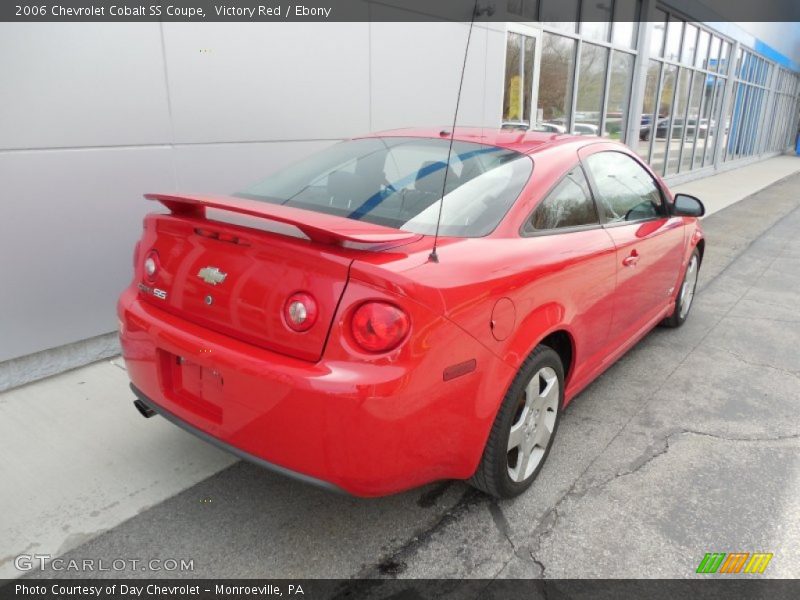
[429,0,491,263]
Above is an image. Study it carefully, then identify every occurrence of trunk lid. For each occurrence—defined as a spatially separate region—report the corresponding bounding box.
[137,193,419,362]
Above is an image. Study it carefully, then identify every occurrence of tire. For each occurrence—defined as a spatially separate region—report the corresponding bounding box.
[469,345,563,499]
[662,248,700,328]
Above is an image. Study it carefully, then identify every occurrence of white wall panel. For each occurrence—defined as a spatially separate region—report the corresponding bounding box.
[162,23,370,143]
[0,148,175,361]
[370,19,502,132]
[172,140,336,193]
[0,23,171,150]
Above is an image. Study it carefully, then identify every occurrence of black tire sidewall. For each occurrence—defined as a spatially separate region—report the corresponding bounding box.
[492,346,564,498]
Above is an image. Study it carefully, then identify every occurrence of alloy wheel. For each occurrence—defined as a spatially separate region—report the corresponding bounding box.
[679,254,699,319]
[507,366,559,483]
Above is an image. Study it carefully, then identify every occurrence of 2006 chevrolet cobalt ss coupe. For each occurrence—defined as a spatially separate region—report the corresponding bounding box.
[119,128,705,498]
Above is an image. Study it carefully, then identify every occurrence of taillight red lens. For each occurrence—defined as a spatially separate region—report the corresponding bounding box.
[283,292,318,332]
[143,250,159,282]
[351,302,410,353]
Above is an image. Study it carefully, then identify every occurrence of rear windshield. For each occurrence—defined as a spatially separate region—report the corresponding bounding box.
[235,137,533,237]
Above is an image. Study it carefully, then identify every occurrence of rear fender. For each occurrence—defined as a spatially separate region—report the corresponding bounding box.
[323,275,516,482]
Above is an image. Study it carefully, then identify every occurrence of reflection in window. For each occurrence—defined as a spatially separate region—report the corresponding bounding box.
[540,0,578,33]
[650,10,667,58]
[502,32,535,124]
[637,60,661,161]
[695,30,710,69]
[527,168,598,231]
[718,42,730,74]
[651,63,677,174]
[695,75,712,169]
[667,67,691,175]
[580,2,611,42]
[681,72,705,172]
[612,0,640,49]
[605,52,634,140]
[664,17,683,62]
[585,152,662,223]
[538,33,576,127]
[575,43,608,135]
[703,77,730,165]
[681,24,698,65]
[708,36,721,72]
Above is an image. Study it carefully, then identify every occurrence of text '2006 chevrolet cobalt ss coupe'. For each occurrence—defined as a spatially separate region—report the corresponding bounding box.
[118,128,705,498]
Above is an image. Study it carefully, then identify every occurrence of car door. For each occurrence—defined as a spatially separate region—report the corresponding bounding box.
[580,147,685,346]
[520,164,617,386]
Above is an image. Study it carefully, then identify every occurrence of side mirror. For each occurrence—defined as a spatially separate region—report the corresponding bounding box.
[672,193,705,217]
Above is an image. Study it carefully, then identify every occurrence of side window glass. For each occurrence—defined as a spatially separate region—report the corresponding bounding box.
[526,167,599,232]
[584,152,663,223]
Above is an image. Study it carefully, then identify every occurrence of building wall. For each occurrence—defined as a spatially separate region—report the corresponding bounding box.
[0,21,506,368]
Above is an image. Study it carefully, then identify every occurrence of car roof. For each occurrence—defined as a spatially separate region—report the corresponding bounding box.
[357,127,600,156]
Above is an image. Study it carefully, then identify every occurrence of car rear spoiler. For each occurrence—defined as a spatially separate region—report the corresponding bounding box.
[145,193,420,245]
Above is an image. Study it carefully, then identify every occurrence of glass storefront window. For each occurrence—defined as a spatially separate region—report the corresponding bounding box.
[540,0,578,33]
[681,24,698,65]
[580,2,611,42]
[502,32,536,124]
[650,10,667,58]
[666,67,691,174]
[537,33,577,127]
[612,0,639,49]
[735,47,745,77]
[704,76,726,166]
[664,17,683,62]
[575,43,608,134]
[681,72,705,171]
[695,30,710,69]
[605,51,634,139]
[695,75,716,168]
[651,63,677,174]
[708,36,721,72]
[637,60,661,160]
[718,41,730,74]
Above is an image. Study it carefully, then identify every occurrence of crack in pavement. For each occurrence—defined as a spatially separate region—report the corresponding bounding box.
[582,428,800,494]
[707,346,800,380]
[487,499,545,579]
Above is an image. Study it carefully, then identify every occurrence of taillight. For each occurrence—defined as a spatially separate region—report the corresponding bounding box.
[351,302,410,353]
[283,292,318,332]
[143,250,159,282]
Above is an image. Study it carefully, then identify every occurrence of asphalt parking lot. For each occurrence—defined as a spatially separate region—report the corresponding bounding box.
[10,172,800,581]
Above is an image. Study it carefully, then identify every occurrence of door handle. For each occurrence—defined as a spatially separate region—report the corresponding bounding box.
[622,250,640,267]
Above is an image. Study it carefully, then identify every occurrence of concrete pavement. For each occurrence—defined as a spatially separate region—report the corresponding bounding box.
[2,169,799,580]
[671,154,800,216]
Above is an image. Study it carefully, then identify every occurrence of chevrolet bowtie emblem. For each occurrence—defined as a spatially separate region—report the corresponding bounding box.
[197,266,227,285]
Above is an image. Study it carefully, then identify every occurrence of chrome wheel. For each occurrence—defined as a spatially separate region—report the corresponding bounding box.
[507,366,559,483]
[679,254,699,319]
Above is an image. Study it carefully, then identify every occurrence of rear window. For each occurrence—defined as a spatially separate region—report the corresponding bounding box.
[235,137,533,237]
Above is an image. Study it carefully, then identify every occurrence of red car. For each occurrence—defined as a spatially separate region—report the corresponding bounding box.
[119,128,705,499]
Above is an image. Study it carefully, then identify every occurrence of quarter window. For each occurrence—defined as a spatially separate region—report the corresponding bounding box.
[584,152,663,223]
[526,167,599,232]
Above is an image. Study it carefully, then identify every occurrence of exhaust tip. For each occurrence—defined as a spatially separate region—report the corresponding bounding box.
[133,399,157,419]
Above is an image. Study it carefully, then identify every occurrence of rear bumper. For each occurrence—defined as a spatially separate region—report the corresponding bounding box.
[129,384,343,493]
[118,288,513,497]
